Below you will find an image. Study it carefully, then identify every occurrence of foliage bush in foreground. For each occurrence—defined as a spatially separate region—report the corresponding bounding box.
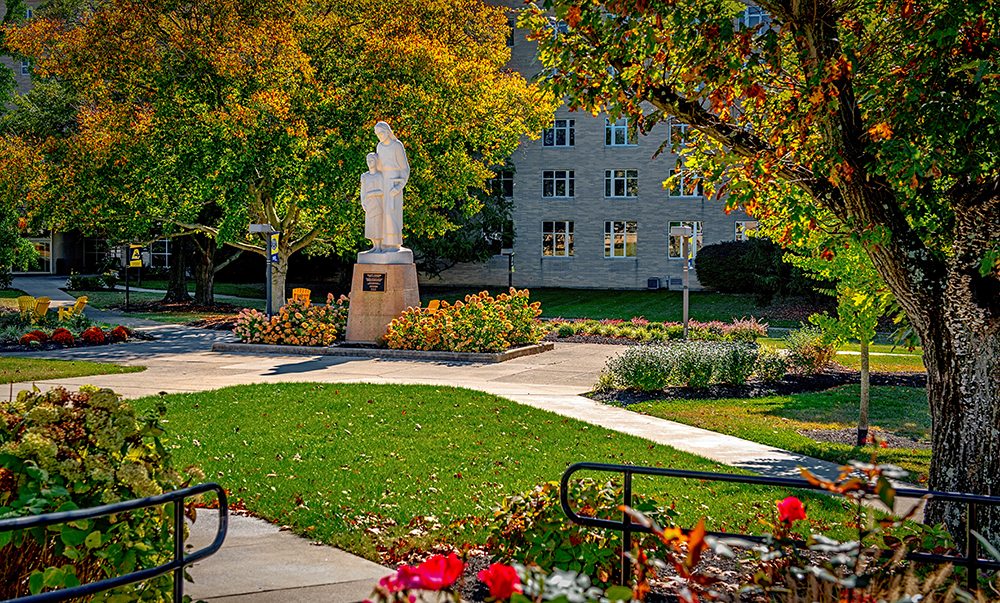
[547,316,767,344]
[386,288,544,353]
[0,386,205,601]
[234,294,349,346]
[488,480,675,586]
[784,325,837,374]
[599,341,766,390]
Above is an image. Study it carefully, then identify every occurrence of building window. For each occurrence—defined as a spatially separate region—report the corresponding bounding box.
[543,119,574,147]
[543,170,574,198]
[667,169,703,197]
[740,6,770,29]
[490,170,514,198]
[151,239,171,268]
[604,221,637,258]
[25,8,34,18]
[605,118,636,146]
[20,61,29,76]
[668,118,690,150]
[605,169,638,197]
[83,237,109,272]
[668,221,704,260]
[506,18,515,47]
[735,220,759,241]
[542,221,573,257]
[13,236,52,274]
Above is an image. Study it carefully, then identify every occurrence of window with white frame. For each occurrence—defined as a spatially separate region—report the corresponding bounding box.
[605,118,636,146]
[542,221,573,257]
[83,237,109,271]
[668,117,691,150]
[667,169,703,197]
[151,239,172,268]
[25,8,34,18]
[543,119,575,147]
[20,61,29,76]
[543,170,574,197]
[735,221,759,241]
[605,169,638,197]
[490,170,513,198]
[740,6,770,29]
[604,221,637,258]
[668,221,704,260]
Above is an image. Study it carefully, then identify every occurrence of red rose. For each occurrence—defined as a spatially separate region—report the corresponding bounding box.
[414,553,463,590]
[777,496,807,523]
[478,564,523,600]
[379,565,423,593]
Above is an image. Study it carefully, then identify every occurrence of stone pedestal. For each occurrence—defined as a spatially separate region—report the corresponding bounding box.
[345,263,420,343]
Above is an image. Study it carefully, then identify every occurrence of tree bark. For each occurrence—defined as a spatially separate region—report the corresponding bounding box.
[271,250,289,308]
[857,339,869,447]
[191,234,217,306]
[162,236,190,303]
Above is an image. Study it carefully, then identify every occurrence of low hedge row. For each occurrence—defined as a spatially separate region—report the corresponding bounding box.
[547,317,768,343]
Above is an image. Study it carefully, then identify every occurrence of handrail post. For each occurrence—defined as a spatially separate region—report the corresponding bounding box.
[622,470,632,586]
[967,502,978,591]
[174,499,185,603]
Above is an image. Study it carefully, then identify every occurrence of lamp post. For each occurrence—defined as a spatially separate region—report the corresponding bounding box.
[501,247,514,289]
[669,225,692,338]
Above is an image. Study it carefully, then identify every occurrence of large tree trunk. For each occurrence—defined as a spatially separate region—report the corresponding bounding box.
[270,250,290,311]
[191,234,217,306]
[857,339,869,447]
[162,236,190,303]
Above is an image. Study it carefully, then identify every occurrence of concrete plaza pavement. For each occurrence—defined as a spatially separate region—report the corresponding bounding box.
[6,275,879,602]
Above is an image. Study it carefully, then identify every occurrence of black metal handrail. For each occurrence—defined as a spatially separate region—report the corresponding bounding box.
[560,463,1000,590]
[0,482,228,603]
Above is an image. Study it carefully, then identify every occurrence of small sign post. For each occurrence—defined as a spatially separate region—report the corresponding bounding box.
[669,226,693,338]
[249,224,276,317]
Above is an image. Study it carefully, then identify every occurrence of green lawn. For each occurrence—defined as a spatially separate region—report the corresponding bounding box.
[0,290,28,299]
[757,337,926,373]
[139,383,868,563]
[69,290,265,312]
[421,286,803,326]
[629,385,932,480]
[0,357,144,384]
[131,280,268,299]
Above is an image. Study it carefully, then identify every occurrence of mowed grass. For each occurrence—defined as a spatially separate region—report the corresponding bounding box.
[139,383,861,562]
[630,385,932,480]
[421,286,794,325]
[0,357,144,384]
[69,291,265,312]
[0,289,28,299]
[757,337,926,373]
[127,280,268,299]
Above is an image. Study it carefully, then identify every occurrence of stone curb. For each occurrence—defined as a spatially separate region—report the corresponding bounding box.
[210,341,555,363]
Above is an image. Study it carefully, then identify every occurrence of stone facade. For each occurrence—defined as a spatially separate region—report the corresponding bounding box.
[422,1,757,290]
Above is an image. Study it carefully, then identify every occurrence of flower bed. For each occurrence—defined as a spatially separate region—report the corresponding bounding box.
[0,316,147,352]
[233,294,349,346]
[386,289,543,353]
[545,316,768,343]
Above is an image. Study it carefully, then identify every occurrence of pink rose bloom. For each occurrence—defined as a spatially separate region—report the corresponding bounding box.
[414,553,464,590]
[777,496,807,523]
[478,564,522,600]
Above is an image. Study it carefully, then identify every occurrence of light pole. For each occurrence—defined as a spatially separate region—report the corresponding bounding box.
[669,225,692,338]
[501,247,514,289]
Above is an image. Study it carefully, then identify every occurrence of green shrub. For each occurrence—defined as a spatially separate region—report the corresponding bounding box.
[66,272,118,291]
[0,386,204,601]
[785,325,836,374]
[488,480,674,586]
[601,345,672,390]
[756,345,788,382]
[557,324,575,337]
[694,238,826,303]
[671,341,717,388]
[713,343,759,385]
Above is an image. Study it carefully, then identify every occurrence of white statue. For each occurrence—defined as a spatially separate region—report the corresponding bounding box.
[358,121,413,265]
[360,153,384,252]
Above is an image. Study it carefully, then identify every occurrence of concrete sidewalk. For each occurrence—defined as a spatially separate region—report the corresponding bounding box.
[5,275,875,602]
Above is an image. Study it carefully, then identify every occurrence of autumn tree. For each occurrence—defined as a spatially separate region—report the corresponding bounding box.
[4,0,550,298]
[521,0,1000,543]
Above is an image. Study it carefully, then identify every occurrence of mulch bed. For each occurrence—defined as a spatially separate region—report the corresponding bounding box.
[801,427,931,450]
[588,365,926,406]
[108,300,244,314]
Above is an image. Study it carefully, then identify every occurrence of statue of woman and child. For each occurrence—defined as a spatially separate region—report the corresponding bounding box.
[358,121,412,264]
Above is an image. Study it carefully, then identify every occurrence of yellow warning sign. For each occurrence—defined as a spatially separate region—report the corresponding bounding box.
[129,245,142,268]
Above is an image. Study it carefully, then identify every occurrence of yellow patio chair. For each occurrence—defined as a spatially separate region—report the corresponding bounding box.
[33,297,50,321]
[289,288,311,306]
[17,295,35,320]
[59,296,88,321]
[426,299,441,314]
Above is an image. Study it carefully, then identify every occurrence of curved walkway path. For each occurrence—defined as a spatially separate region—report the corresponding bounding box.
[6,276,892,602]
